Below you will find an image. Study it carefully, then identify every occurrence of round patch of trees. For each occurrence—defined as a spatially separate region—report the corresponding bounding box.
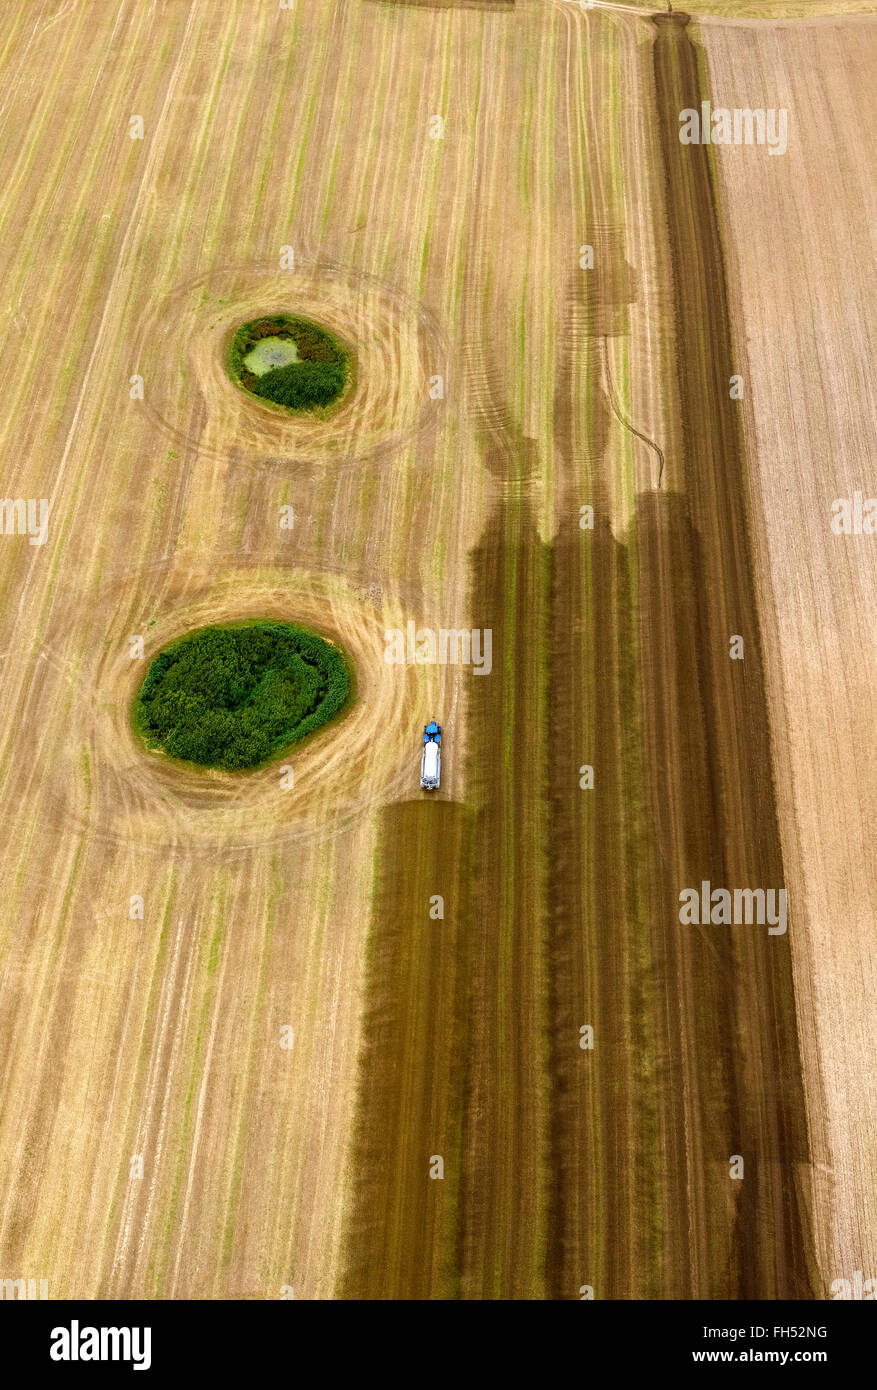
[135,621,352,771]
[228,314,350,413]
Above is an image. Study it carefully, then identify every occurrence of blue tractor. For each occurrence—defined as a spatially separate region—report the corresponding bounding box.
[420,721,442,789]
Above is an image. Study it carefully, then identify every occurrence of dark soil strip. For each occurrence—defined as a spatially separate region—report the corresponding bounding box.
[339,801,474,1299]
[644,11,816,1296]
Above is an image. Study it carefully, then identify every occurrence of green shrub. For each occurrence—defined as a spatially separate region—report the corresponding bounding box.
[135,621,352,771]
[251,361,346,410]
[227,314,350,413]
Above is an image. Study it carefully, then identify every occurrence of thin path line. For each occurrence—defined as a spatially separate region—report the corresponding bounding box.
[599,334,666,487]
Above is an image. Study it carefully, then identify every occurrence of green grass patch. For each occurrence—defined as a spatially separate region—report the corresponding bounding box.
[243,335,300,375]
[227,313,350,414]
[134,620,352,772]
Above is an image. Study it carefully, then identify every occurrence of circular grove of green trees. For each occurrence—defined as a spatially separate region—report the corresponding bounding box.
[227,313,350,413]
[134,621,352,771]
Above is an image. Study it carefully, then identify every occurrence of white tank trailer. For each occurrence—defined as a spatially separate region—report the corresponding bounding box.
[420,720,442,790]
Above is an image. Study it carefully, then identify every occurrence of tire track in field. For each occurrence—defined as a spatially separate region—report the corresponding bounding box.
[599,335,665,487]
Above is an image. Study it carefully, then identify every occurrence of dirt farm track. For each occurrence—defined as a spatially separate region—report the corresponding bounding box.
[0,0,874,1300]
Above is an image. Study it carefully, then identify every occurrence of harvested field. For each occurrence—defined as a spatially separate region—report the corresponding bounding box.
[0,0,465,1300]
[609,1,873,18]
[0,0,871,1303]
[692,2,873,16]
[702,8,877,1298]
